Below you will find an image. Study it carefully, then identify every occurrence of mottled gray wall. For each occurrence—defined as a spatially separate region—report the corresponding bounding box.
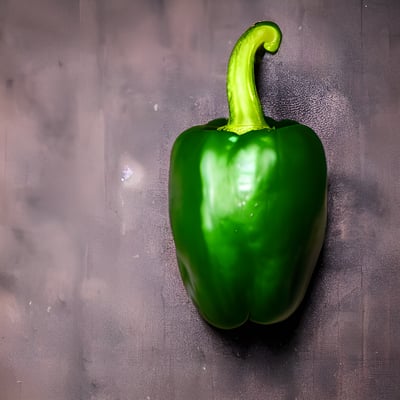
[1,0,399,399]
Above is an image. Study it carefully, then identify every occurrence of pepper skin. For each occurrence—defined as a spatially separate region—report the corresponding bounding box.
[168,22,327,329]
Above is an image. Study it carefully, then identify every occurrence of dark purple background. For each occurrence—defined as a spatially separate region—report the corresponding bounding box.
[1,0,399,399]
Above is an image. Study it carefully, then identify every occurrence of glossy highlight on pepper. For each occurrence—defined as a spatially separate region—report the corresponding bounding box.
[168,22,327,329]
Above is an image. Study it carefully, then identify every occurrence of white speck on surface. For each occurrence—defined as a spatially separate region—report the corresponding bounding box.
[202,365,206,371]
[298,25,302,30]
[28,301,32,306]
[120,166,134,182]
[153,103,158,111]
[46,306,51,313]
[119,155,145,190]
[133,254,140,259]
[146,396,151,400]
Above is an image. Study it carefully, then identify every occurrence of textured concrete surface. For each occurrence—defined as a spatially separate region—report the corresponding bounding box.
[1,0,399,399]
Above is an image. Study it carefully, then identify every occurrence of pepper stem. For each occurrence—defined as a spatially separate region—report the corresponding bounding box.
[219,22,282,135]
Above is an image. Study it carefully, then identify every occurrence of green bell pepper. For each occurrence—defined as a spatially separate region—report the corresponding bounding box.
[169,21,327,329]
